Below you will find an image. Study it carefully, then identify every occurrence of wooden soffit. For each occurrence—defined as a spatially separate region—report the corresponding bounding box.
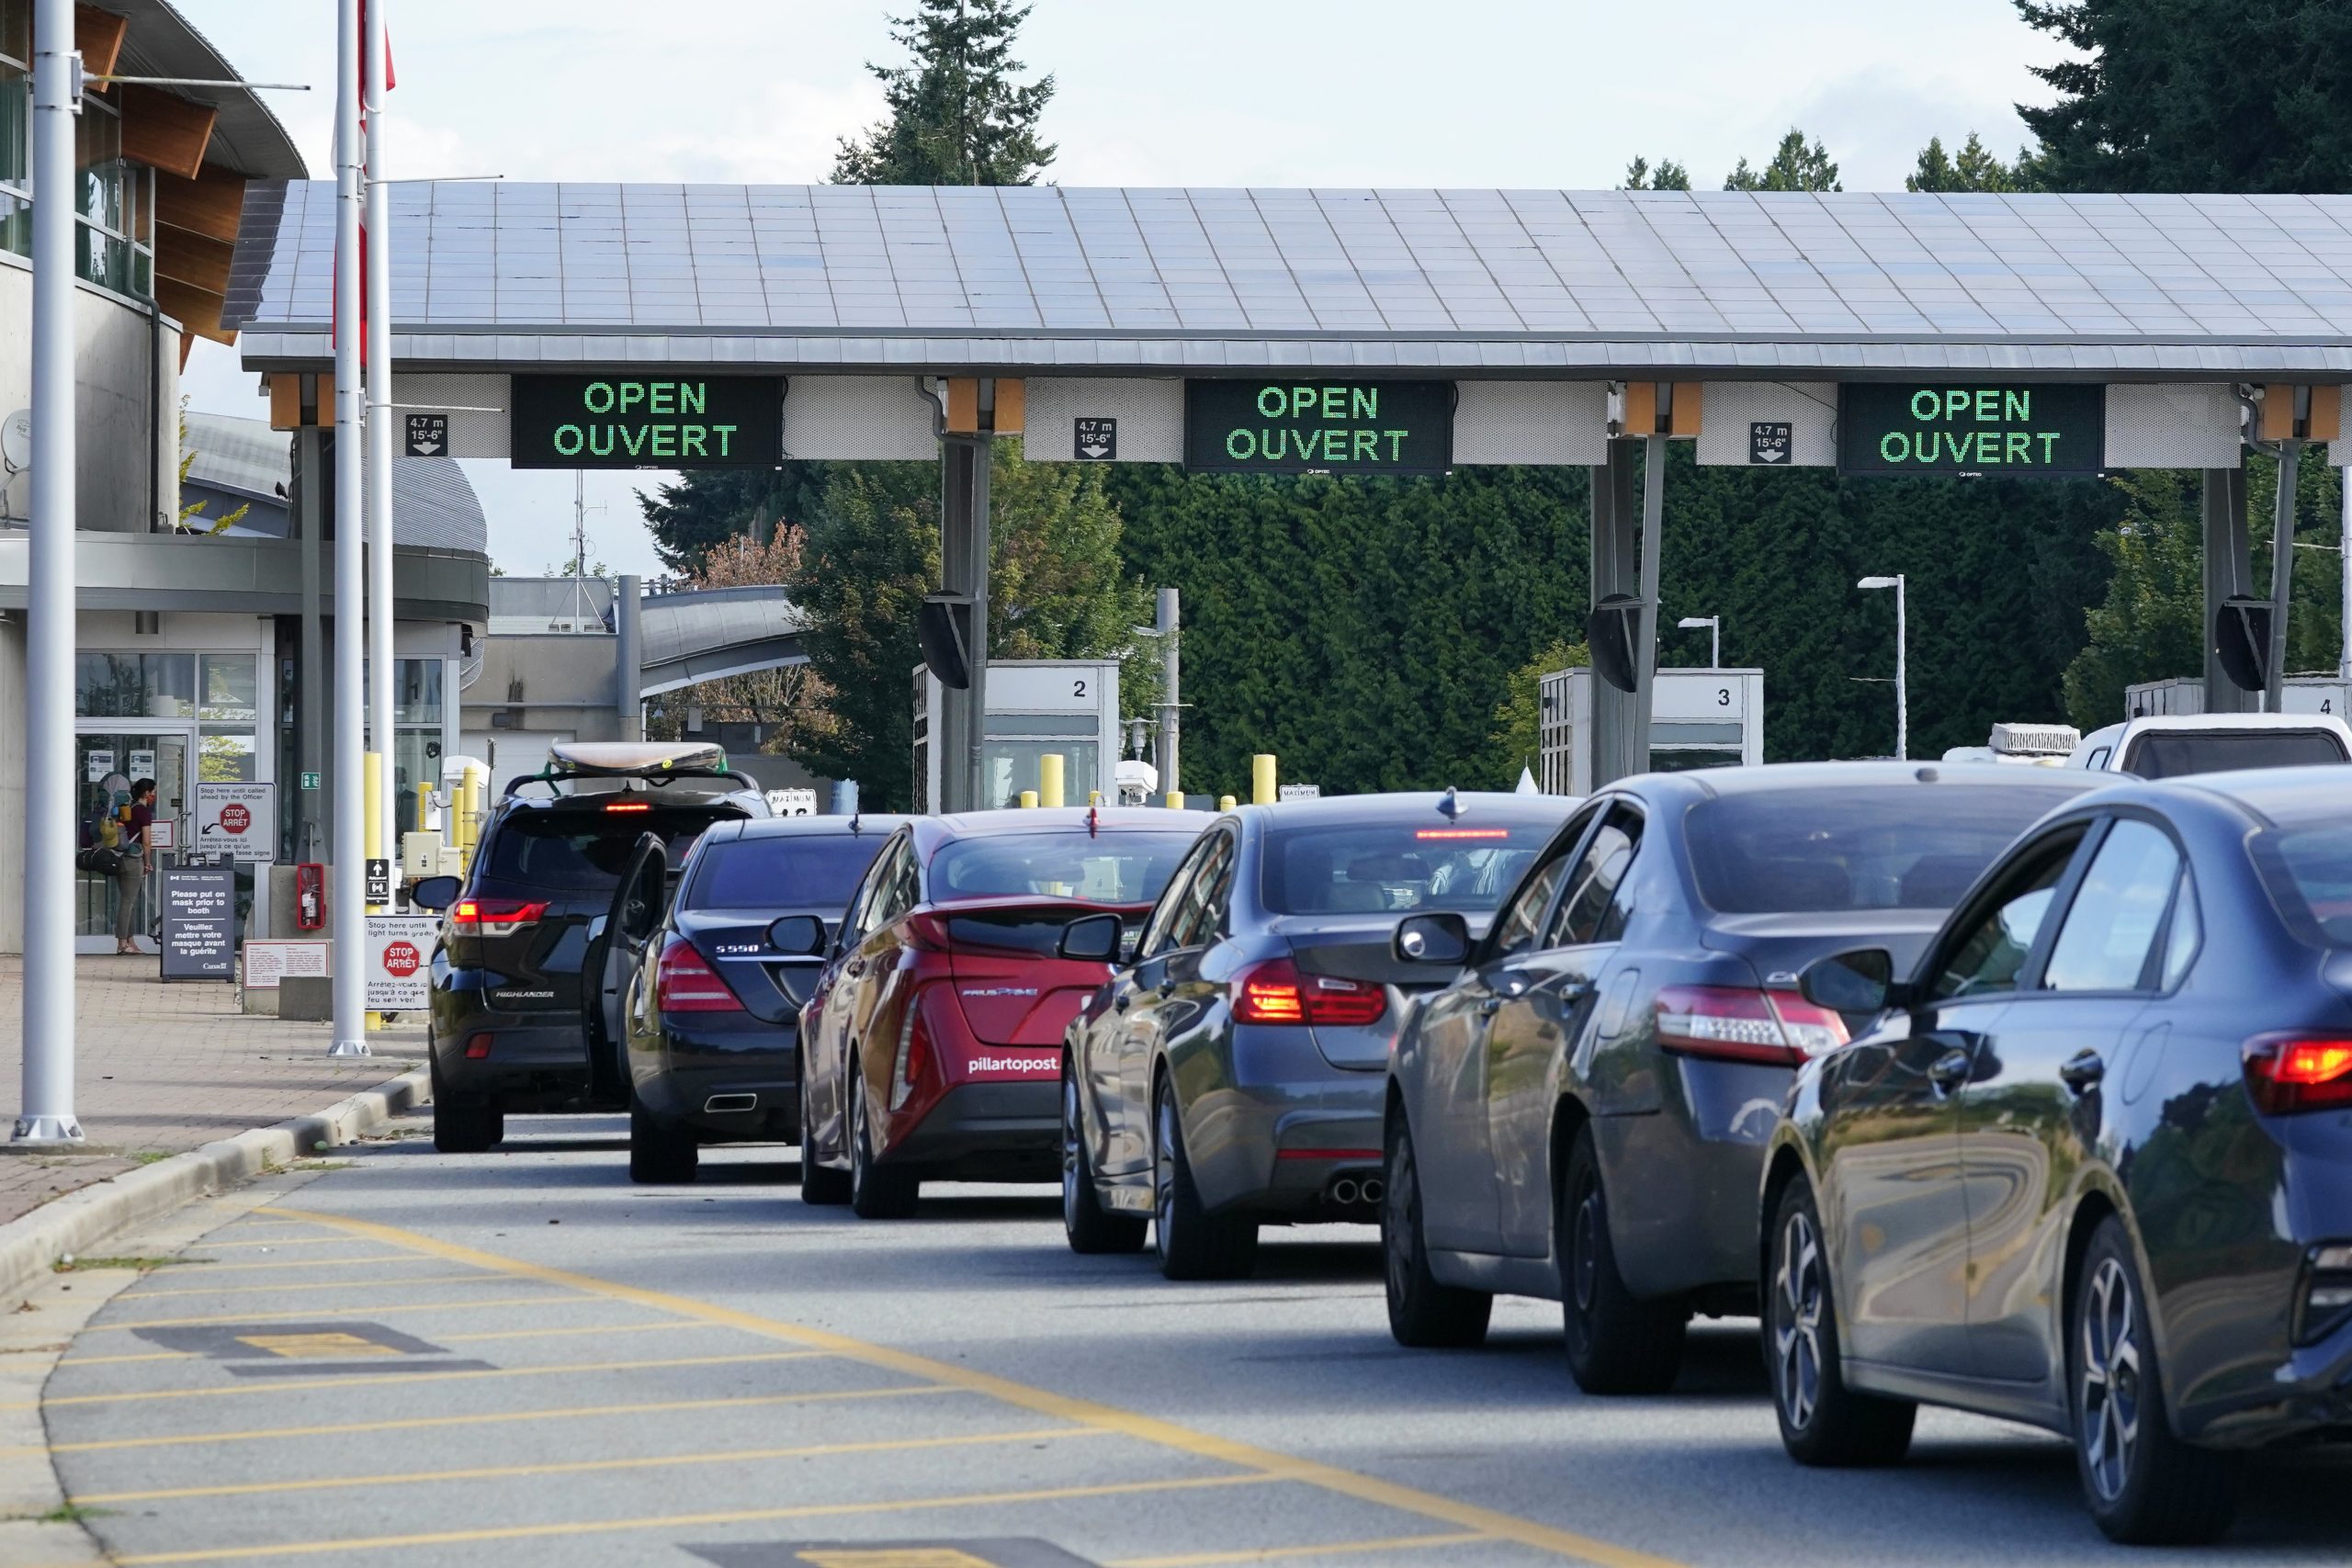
[120,84,217,181]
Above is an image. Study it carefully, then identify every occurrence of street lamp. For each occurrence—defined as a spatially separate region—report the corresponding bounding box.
[1859,575,1907,761]
[1677,615,1720,669]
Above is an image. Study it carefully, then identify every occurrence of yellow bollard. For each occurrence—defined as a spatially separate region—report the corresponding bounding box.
[1088,791,1103,807]
[460,763,490,861]
[364,757,382,1029]
[1166,792,1184,810]
[1217,795,1238,812]
[1251,753,1277,806]
[414,783,434,837]
[1039,753,1066,809]
[1018,790,1038,809]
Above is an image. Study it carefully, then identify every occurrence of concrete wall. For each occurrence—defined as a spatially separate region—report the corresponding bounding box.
[0,615,23,953]
[0,256,180,535]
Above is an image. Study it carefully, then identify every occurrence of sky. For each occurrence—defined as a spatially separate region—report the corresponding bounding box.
[175,0,2073,579]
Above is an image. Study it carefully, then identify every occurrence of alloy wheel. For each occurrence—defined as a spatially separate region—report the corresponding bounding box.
[1773,1209,1826,1432]
[1383,1134,1418,1303]
[1570,1177,1603,1314]
[1061,1074,1084,1232]
[1154,1094,1177,1259]
[2080,1255,2143,1503]
[850,1081,871,1203]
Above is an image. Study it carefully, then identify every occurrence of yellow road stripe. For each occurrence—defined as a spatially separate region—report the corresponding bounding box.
[110,1473,1275,1564]
[3,1382,956,1458]
[60,1322,711,1367]
[90,1294,574,1331]
[30,1349,824,1408]
[1110,1534,1494,1568]
[74,1424,1094,1504]
[116,1271,499,1300]
[265,1207,1693,1568]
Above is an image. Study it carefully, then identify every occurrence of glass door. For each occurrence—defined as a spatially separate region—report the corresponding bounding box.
[74,728,189,952]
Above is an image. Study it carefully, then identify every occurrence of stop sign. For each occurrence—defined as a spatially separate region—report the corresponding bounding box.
[219,803,251,834]
[381,941,422,977]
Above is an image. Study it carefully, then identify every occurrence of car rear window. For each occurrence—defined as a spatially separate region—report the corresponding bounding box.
[2125,730,2349,780]
[1261,818,1554,917]
[688,832,888,911]
[928,830,1196,905]
[1686,786,2075,915]
[2252,822,2352,949]
[483,807,733,893]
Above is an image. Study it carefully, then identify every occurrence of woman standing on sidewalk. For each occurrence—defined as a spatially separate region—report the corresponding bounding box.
[115,778,155,955]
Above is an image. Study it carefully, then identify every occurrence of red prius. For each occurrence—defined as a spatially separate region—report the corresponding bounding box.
[798,807,1202,1218]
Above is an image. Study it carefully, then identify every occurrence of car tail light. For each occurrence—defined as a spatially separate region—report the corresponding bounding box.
[449,897,547,939]
[1655,986,1848,1066]
[891,991,934,1109]
[2298,1244,2352,1345]
[2241,1033,2352,1115]
[1232,958,1388,1027]
[653,939,744,1013]
[464,1034,493,1060]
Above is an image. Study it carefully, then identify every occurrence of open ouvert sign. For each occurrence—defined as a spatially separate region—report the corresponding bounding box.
[510,376,784,468]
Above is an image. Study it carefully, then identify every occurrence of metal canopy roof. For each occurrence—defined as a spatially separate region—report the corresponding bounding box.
[227,183,2352,378]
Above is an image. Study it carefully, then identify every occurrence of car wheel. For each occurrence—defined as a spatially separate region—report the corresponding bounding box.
[2071,1216,2244,1544]
[1768,1177,1915,1465]
[1063,1064,1147,1254]
[1153,1079,1257,1280]
[429,1055,501,1154]
[848,1064,919,1220]
[1558,1123,1685,1394]
[628,1101,697,1185]
[798,1096,851,1206]
[1383,1110,1491,1348]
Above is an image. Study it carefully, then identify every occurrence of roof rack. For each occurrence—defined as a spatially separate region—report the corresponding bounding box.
[502,739,740,799]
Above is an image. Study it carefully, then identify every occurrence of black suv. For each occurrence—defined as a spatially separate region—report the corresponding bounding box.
[410,742,766,1152]
[596,814,904,1183]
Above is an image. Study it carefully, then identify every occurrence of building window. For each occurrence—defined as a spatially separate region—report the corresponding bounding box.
[76,651,197,718]
[0,0,153,299]
[391,659,445,834]
[0,0,28,263]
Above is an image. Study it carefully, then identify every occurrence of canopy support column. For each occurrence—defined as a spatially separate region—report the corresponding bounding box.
[2203,467,2257,715]
[1588,439,1639,788]
[938,433,991,814]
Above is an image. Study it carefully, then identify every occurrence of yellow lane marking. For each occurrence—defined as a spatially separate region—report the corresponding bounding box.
[74,1424,1095,1504]
[58,1317,702,1366]
[2,1383,956,1459]
[109,1472,1275,1565]
[266,1207,1693,1568]
[89,1294,574,1331]
[1110,1535,1493,1568]
[28,1349,825,1408]
[116,1271,499,1300]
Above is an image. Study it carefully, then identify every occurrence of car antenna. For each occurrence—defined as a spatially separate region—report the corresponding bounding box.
[1437,786,1464,822]
[1087,805,1100,839]
[849,809,863,834]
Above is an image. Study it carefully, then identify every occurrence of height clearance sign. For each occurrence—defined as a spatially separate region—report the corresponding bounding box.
[1839,384,2105,477]
[1185,380,1452,475]
[510,376,783,469]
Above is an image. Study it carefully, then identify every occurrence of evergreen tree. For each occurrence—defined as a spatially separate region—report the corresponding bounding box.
[2018,0,2352,193]
[1623,156,1690,192]
[1724,130,1840,192]
[834,0,1057,186]
[1906,131,2037,193]
[637,465,827,574]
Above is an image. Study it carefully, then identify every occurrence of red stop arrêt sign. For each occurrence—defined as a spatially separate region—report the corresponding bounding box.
[381,941,422,977]
[218,802,251,834]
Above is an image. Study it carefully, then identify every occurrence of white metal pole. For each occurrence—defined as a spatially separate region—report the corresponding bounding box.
[1710,618,1720,671]
[329,0,368,1055]
[1894,575,1908,761]
[364,1,396,897]
[15,0,84,1144]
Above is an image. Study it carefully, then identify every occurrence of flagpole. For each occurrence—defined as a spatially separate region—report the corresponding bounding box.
[364,0,396,940]
[330,0,368,1056]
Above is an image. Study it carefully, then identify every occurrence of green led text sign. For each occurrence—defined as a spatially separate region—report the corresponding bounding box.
[510,375,783,469]
[1838,384,2105,477]
[1184,380,1453,474]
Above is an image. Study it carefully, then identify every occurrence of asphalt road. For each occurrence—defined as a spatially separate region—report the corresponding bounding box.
[30,1114,2352,1568]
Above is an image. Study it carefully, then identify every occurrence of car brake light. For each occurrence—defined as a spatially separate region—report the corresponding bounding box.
[2242,1033,2352,1115]
[464,1034,493,1060]
[891,991,934,1109]
[1232,958,1388,1027]
[449,897,547,939]
[1655,986,1848,1066]
[604,801,652,813]
[1416,828,1510,840]
[653,939,744,1013]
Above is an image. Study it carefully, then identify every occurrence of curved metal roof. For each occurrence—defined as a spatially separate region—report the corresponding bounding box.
[117,0,307,180]
[229,183,2352,378]
[178,411,488,554]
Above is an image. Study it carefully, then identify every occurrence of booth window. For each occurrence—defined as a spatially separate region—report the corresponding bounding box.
[391,659,445,833]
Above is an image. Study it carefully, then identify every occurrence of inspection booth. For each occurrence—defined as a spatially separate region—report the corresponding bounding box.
[913,659,1122,813]
[2125,675,2351,720]
[1539,666,1766,796]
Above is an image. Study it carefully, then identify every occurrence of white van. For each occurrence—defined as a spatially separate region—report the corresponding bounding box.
[2068,712,2352,778]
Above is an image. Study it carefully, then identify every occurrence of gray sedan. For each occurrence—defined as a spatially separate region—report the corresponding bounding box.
[1059,792,1577,1280]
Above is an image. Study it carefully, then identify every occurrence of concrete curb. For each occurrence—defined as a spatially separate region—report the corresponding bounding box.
[0,1065,431,1307]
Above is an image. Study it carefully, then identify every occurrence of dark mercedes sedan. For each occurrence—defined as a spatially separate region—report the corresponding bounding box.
[1382,762,2101,1394]
[591,814,903,1183]
[1060,791,1576,1279]
[1764,767,2352,1544]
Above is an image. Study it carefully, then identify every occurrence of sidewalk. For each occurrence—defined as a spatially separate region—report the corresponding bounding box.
[0,955,423,1224]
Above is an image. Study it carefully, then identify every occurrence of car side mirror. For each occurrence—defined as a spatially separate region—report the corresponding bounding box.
[768,914,828,956]
[1799,948,1902,1015]
[1394,911,1471,966]
[410,874,460,912]
[1059,911,1124,964]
